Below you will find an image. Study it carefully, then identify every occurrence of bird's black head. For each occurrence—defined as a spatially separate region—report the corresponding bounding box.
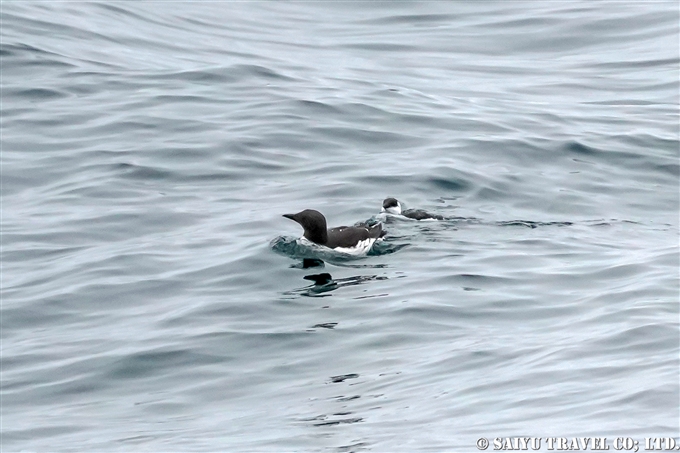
[382,198,399,209]
[382,197,402,214]
[283,209,328,245]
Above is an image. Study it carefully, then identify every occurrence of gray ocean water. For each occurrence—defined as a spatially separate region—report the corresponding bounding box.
[2,2,679,452]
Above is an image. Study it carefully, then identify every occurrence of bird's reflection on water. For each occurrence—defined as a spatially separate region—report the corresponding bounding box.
[289,258,326,269]
[284,264,388,298]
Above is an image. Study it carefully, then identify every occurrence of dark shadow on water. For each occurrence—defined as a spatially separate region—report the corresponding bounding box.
[298,412,363,427]
[311,322,338,329]
[304,273,334,285]
[284,272,388,298]
[329,373,359,383]
[314,416,363,427]
[334,441,370,452]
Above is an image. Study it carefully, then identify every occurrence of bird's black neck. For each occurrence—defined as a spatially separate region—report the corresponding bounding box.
[304,227,328,245]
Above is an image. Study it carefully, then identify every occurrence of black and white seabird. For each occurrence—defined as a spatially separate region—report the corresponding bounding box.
[382,198,445,220]
[283,209,383,255]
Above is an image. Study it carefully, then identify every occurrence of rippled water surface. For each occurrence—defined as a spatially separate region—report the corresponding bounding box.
[2,2,678,451]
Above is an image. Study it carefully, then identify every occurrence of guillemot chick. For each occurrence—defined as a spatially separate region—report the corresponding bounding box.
[381,198,445,220]
[283,209,384,255]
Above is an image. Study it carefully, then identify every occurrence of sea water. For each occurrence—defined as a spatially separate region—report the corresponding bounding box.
[2,2,678,451]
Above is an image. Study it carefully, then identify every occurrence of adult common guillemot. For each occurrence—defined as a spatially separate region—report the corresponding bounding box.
[382,198,445,220]
[283,209,383,255]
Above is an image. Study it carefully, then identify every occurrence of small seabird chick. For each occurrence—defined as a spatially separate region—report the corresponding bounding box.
[381,197,403,215]
[381,197,445,220]
[283,209,383,255]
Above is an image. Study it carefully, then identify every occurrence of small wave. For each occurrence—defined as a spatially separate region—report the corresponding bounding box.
[5,87,69,101]
[113,162,177,181]
[497,220,573,229]
[153,64,297,84]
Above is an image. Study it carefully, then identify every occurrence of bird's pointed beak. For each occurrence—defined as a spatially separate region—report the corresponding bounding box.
[282,213,296,221]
